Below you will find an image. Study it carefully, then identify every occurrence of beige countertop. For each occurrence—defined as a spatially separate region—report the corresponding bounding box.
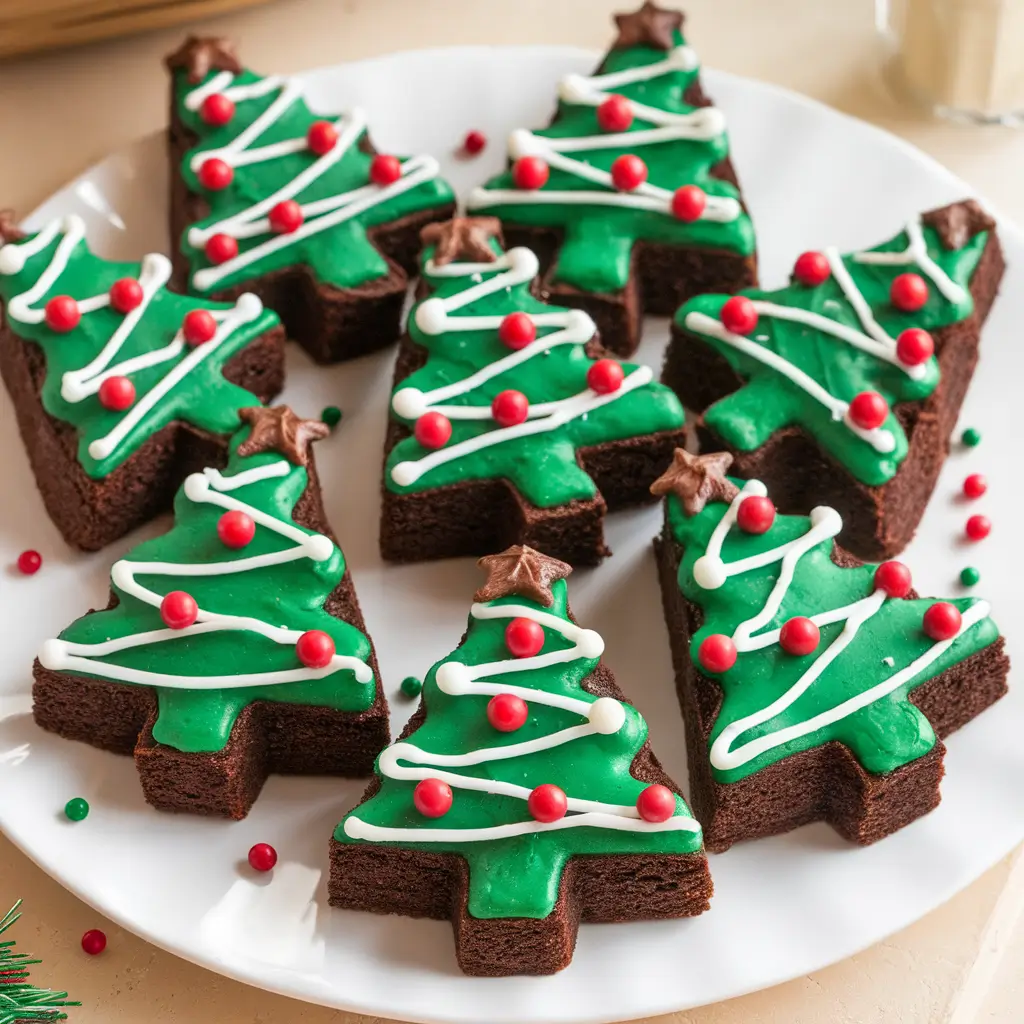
[2,1,1023,1021]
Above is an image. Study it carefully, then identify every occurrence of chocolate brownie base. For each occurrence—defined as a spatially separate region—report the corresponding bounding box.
[0,314,285,552]
[654,525,1010,852]
[32,450,389,820]
[167,105,455,365]
[329,660,712,976]
[662,215,1004,561]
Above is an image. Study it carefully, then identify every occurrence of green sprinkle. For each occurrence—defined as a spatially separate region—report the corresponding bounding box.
[400,675,423,699]
[960,566,981,587]
[321,406,343,429]
[64,797,89,822]
[961,427,981,447]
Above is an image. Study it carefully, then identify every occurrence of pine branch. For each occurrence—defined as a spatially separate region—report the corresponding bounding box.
[0,902,78,1023]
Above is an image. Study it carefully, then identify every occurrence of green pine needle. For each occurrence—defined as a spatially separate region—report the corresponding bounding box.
[0,902,78,1023]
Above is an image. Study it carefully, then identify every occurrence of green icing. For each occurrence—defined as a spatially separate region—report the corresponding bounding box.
[665,485,1000,783]
[52,423,375,753]
[174,67,455,294]
[336,580,702,919]
[678,223,987,486]
[0,223,279,479]
[471,31,755,294]
[385,238,684,507]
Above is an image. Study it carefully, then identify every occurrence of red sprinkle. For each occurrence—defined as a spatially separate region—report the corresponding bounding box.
[247,843,278,872]
[81,929,106,956]
[462,129,487,155]
[962,473,987,500]
[16,550,42,575]
[965,514,991,541]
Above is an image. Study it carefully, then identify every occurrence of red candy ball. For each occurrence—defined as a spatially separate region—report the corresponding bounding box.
[16,550,41,575]
[161,590,198,630]
[183,309,217,346]
[963,473,987,499]
[736,494,775,534]
[200,93,235,126]
[896,328,934,366]
[699,633,737,673]
[793,251,831,287]
[109,278,143,314]
[505,617,545,658]
[296,629,335,668]
[269,200,303,234]
[636,783,676,823]
[414,777,453,818]
[217,510,256,549]
[369,154,402,186]
[528,783,568,823]
[586,358,625,394]
[874,560,912,598]
[198,157,233,191]
[81,929,106,956]
[248,842,278,872]
[463,129,487,155]
[513,156,549,190]
[491,389,529,427]
[720,295,758,335]
[307,120,338,155]
[597,94,634,132]
[848,390,889,430]
[98,375,135,411]
[779,616,820,656]
[890,272,929,312]
[923,601,962,641]
[498,311,536,349]
[965,514,991,541]
[414,411,452,450]
[610,153,647,192]
[44,295,80,333]
[672,184,706,222]
[487,693,529,732]
[205,233,238,265]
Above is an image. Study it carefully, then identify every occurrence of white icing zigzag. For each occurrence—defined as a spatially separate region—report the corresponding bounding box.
[466,45,740,223]
[183,71,442,292]
[0,214,264,462]
[693,480,990,771]
[390,246,652,487]
[344,601,701,843]
[38,459,374,690]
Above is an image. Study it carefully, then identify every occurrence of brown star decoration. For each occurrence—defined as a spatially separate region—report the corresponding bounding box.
[236,407,330,466]
[165,36,242,84]
[613,2,684,51]
[420,217,502,267]
[0,209,25,244]
[650,449,740,516]
[474,545,573,607]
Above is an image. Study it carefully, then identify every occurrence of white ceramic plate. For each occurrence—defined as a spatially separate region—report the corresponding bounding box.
[0,44,1021,1024]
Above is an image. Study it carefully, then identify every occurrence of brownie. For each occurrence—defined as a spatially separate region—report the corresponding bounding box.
[33,407,389,820]
[166,36,456,365]
[663,199,1004,561]
[466,3,758,357]
[329,546,711,976]
[379,218,687,566]
[651,450,1009,851]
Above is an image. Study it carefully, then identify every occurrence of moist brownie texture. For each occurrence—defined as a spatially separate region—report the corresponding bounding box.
[330,545,711,976]
[166,36,455,364]
[466,2,757,358]
[651,450,1008,851]
[34,407,388,820]
[664,199,1003,561]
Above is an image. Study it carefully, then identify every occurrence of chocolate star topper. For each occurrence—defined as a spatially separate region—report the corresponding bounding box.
[421,217,502,266]
[165,36,242,84]
[613,1,684,51]
[0,209,24,245]
[650,448,739,516]
[922,199,995,251]
[236,406,329,465]
[474,545,573,607]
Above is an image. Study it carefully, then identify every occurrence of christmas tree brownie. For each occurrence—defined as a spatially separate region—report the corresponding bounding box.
[34,407,388,819]
[466,2,757,358]
[330,545,710,976]
[381,218,686,565]
[665,199,1004,560]
[0,212,284,551]
[652,449,1009,851]
[166,36,456,364]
